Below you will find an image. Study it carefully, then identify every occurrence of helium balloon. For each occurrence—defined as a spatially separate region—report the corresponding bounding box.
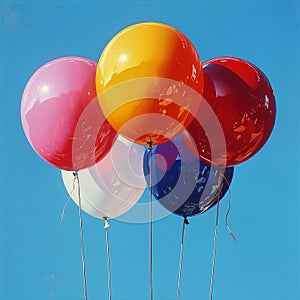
[62,135,146,219]
[143,139,234,217]
[21,56,117,171]
[96,22,204,146]
[153,140,179,171]
[183,57,276,166]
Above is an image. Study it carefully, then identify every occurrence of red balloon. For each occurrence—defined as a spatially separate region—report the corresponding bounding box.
[183,57,276,166]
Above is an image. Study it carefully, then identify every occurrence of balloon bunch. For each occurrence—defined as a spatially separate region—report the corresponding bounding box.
[20,56,146,219]
[21,21,276,300]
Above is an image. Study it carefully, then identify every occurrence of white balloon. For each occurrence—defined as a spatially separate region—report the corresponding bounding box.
[61,136,146,219]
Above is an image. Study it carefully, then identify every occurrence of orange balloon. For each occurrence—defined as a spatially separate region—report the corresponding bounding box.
[96,22,204,145]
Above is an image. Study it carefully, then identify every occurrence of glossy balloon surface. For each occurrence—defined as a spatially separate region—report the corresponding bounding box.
[21,57,117,170]
[183,57,276,166]
[62,136,146,219]
[96,22,204,145]
[143,139,234,217]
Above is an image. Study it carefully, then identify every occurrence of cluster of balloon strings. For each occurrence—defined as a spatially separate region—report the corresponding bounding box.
[20,21,276,300]
[143,138,235,300]
[67,171,113,300]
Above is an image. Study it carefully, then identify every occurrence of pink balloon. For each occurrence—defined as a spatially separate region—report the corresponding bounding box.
[21,57,117,171]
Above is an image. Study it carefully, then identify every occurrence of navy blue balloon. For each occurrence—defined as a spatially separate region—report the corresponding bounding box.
[143,140,234,218]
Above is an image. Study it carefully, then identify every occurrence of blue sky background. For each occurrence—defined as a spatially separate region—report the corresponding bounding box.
[1,1,300,299]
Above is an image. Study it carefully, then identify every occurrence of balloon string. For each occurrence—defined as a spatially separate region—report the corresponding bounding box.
[147,141,153,300]
[220,173,237,241]
[58,176,76,230]
[104,217,112,300]
[58,196,71,230]
[209,173,222,300]
[177,217,189,300]
[73,171,88,300]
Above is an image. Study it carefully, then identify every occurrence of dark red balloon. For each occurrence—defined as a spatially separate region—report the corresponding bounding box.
[183,57,276,166]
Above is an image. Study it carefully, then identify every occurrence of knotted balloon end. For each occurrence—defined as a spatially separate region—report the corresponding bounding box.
[184,216,190,225]
[103,217,110,229]
[147,140,153,151]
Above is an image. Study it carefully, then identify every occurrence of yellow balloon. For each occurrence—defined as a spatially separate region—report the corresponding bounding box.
[96,22,204,145]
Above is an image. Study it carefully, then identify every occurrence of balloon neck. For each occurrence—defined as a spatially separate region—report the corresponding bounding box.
[184,216,189,225]
[147,140,153,151]
[73,171,79,178]
[103,217,110,229]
